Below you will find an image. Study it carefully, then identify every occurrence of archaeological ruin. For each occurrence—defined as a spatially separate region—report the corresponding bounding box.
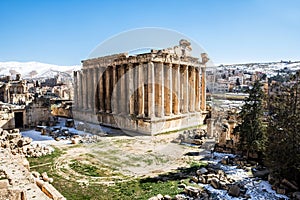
[73,40,209,135]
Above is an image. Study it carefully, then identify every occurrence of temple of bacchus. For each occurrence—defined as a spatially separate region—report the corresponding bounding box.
[73,40,208,135]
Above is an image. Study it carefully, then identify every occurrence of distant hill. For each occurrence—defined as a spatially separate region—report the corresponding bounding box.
[218,61,300,77]
[0,61,81,79]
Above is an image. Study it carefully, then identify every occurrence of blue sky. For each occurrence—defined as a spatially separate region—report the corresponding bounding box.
[0,0,299,65]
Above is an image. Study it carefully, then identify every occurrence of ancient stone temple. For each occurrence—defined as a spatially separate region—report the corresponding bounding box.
[73,40,208,135]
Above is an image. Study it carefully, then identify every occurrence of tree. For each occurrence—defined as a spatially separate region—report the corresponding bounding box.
[234,80,266,158]
[236,78,241,86]
[266,72,300,184]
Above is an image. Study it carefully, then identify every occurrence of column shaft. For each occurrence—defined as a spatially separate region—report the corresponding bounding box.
[86,68,92,110]
[201,66,206,111]
[190,67,196,112]
[195,68,201,111]
[93,67,99,113]
[137,63,144,117]
[147,62,155,118]
[155,62,164,117]
[111,65,118,114]
[128,63,135,115]
[82,69,88,110]
[73,71,78,109]
[173,65,180,114]
[98,67,105,112]
[105,67,111,113]
[164,63,172,116]
[183,65,189,113]
[89,68,94,112]
[79,71,83,109]
[120,64,126,114]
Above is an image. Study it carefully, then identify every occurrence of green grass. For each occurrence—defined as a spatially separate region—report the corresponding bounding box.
[69,160,111,177]
[27,147,204,200]
[28,147,64,171]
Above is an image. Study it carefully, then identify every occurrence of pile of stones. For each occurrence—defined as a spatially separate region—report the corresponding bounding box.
[188,164,244,198]
[149,153,300,200]
[0,148,63,200]
[32,171,54,184]
[0,128,53,157]
[176,129,207,145]
[68,134,103,144]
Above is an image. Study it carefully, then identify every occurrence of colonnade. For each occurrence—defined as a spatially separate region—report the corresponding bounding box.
[74,61,206,118]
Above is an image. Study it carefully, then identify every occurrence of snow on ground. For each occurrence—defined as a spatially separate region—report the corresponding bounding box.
[21,130,54,141]
[245,180,289,200]
[204,152,289,200]
[21,130,70,145]
[20,117,96,146]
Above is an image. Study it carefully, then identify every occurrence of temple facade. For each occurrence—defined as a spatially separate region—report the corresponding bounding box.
[73,40,208,135]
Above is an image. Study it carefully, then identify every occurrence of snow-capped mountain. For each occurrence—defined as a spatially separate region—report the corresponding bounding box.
[0,61,81,79]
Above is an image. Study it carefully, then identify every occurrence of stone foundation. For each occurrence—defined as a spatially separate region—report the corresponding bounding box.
[74,109,207,135]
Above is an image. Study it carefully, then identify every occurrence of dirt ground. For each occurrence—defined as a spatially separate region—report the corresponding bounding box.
[50,132,214,185]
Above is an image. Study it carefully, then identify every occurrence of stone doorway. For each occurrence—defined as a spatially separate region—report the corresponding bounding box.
[14,112,23,128]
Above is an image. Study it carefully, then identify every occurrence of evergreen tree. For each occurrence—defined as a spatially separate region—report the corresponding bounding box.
[236,78,241,86]
[234,80,266,158]
[266,72,300,184]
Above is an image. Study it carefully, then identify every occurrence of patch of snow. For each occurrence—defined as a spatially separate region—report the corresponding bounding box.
[21,130,54,141]
[245,180,289,200]
[200,153,290,200]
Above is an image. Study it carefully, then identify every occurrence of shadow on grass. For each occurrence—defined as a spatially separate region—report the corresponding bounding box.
[139,161,207,184]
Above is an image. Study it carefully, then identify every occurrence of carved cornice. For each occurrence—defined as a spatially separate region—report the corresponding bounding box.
[80,40,206,69]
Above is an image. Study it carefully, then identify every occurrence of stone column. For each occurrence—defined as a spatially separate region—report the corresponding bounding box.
[120,64,126,114]
[137,63,144,117]
[155,62,164,117]
[164,63,172,116]
[82,69,88,110]
[189,66,196,112]
[147,61,155,118]
[98,67,105,112]
[78,71,83,109]
[111,65,118,114]
[173,64,180,115]
[128,63,135,115]
[201,66,206,111]
[195,68,201,111]
[183,65,189,113]
[73,71,78,110]
[207,118,214,138]
[86,68,92,110]
[93,67,99,113]
[105,67,111,113]
[89,67,94,112]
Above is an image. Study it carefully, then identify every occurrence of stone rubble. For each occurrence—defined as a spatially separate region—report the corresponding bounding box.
[175,129,207,146]
[148,153,296,200]
[0,147,65,200]
[0,128,53,158]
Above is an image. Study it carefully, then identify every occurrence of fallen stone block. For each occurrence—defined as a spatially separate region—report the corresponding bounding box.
[0,179,9,189]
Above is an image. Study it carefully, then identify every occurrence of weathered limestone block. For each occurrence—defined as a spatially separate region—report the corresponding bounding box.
[42,182,66,200]
[0,179,9,189]
[41,172,50,182]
